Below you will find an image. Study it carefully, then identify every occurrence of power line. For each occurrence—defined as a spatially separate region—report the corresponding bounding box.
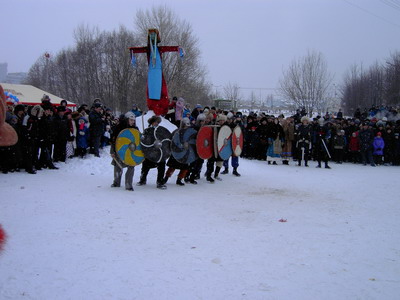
[343,0,400,28]
[380,0,400,12]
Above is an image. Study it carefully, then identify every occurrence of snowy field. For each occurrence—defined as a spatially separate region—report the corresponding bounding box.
[1,150,400,300]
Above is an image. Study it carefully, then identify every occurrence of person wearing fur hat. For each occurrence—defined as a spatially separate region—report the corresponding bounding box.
[163,117,191,186]
[136,115,167,189]
[296,116,312,167]
[110,112,138,191]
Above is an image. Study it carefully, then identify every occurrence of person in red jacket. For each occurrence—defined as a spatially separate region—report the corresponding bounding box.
[348,131,360,163]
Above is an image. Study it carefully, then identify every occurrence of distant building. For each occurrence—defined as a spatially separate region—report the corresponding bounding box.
[4,72,28,84]
[0,63,7,81]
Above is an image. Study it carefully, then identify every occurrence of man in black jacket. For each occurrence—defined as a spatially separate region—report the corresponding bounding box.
[89,103,104,157]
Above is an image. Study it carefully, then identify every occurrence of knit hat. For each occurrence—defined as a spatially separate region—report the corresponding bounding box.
[216,114,227,122]
[301,116,310,123]
[125,111,136,120]
[197,113,206,121]
[180,117,191,128]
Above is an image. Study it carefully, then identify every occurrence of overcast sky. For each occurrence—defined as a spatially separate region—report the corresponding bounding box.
[2,0,400,100]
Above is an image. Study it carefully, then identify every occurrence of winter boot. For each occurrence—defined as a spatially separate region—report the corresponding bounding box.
[325,162,331,169]
[221,167,229,175]
[206,176,215,183]
[184,175,190,183]
[176,178,185,186]
[157,183,167,189]
[189,174,198,184]
[163,176,170,184]
[316,162,321,168]
[137,174,147,186]
[298,160,301,166]
[304,161,309,167]
[232,168,241,177]
[214,166,222,180]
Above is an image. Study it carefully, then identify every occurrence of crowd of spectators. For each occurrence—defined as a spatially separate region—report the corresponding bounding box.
[1,93,399,176]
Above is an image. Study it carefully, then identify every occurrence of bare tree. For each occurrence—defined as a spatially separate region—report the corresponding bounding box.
[279,50,333,116]
[223,82,241,110]
[384,51,400,106]
[25,5,210,113]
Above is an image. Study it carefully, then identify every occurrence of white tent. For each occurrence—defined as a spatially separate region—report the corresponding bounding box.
[1,83,76,107]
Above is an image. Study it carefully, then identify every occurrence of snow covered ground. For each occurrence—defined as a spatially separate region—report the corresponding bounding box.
[1,150,399,300]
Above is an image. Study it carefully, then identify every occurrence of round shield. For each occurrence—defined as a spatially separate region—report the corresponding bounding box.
[196,126,214,160]
[217,125,232,160]
[115,128,144,166]
[171,127,198,164]
[140,125,172,163]
[232,125,244,157]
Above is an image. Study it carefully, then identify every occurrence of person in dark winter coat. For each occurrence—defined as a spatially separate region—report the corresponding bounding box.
[53,106,69,163]
[89,103,104,157]
[110,112,138,191]
[296,116,312,167]
[242,115,258,159]
[255,117,270,160]
[383,127,395,165]
[393,133,400,166]
[333,130,347,164]
[313,123,332,169]
[136,116,167,190]
[163,118,192,186]
[22,105,43,173]
[359,122,376,166]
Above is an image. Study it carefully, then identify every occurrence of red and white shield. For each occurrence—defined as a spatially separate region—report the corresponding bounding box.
[232,125,243,157]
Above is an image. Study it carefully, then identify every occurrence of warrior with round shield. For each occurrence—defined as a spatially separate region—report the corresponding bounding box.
[205,113,230,182]
[163,117,194,186]
[184,113,207,183]
[221,112,243,177]
[137,116,170,189]
[110,112,141,191]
